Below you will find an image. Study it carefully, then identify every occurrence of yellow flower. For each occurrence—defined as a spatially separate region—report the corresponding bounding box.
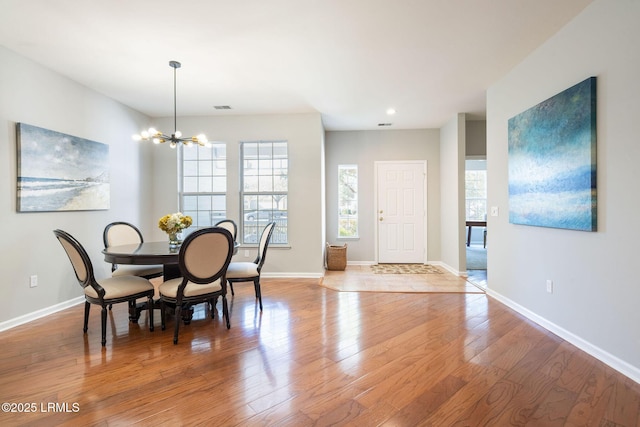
[158,212,192,234]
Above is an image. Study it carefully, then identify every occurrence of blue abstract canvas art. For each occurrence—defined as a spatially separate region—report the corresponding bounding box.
[508,77,597,231]
[17,123,110,212]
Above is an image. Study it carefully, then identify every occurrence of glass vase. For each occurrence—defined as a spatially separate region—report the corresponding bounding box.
[168,232,182,248]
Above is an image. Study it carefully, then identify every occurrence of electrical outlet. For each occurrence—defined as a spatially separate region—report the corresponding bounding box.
[491,206,499,217]
[546,279,553,293]
[244,250,250,257]
[30,275,38,288]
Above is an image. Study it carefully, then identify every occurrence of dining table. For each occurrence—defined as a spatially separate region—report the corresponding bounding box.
[465,220,487,247]
[102,240,239,322]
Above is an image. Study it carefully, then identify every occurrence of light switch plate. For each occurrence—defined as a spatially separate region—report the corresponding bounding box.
[490,206,499,217]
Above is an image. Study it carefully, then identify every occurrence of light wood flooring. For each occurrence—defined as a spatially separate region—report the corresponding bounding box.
[322,265,485,293]
[1,271,639,426]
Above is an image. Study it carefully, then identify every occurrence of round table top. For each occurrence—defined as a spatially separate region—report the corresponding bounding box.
[102,241,180,265]
[102,241,240,265]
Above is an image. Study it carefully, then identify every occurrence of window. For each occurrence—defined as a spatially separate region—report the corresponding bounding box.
[338,165,358,237]
[465,160,487,221]
[240,141,288,244]
[179,143,227,234]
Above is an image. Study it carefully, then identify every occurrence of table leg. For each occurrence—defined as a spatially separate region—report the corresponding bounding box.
[163,263,181,280]
[467,225,472,247]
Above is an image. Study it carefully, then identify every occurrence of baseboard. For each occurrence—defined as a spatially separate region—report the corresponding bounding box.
[261,272,324,279]
[0,296,85,333]
[346,261,375,266]
[486,288,640,384]
[431,261,466,277]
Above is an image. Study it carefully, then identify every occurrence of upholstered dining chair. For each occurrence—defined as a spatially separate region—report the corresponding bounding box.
[226,221,276,311]
[103,222,164,280]
[214,218,238,242]
[158,227,234,344]
[53,229,155,346]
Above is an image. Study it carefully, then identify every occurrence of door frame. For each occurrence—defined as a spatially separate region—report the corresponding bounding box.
[374,160,428,264]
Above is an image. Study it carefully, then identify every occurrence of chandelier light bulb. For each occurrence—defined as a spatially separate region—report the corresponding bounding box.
[174,130,182,138]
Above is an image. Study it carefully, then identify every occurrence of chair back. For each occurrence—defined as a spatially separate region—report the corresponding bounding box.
[214,219,238,241]
[103,222,144,248]
[255,222,276,269]
[179,227,234,285]
[53,229,94,289]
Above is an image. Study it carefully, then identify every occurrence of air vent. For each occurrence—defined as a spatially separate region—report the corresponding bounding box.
[378,123,392,127]
[214,105,232,110]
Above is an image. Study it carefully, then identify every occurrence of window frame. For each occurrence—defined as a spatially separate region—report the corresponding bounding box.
[178,143,228,235]
[239,140,288,245]
[465,160,487,221]
[337,164,358,238]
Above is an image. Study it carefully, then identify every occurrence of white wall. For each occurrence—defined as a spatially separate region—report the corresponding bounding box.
[149,113,326,277]
[440,114,466,273]
[325,129,441,263]
[487,0,640,380]
[0,47,153,325]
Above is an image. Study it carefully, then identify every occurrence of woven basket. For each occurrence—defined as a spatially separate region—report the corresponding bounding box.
[326,243,347,271]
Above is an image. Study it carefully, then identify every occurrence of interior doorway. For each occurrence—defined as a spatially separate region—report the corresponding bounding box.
[375,161,427,264]
[465,158,487,286]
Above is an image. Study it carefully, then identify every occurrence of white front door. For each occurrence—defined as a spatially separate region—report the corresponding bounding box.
[376,161,426,263]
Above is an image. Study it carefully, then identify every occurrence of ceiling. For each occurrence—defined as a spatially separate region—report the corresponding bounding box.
[0,0,592,131]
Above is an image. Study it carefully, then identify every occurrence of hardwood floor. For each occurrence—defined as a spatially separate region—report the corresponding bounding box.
[1,272,639,426]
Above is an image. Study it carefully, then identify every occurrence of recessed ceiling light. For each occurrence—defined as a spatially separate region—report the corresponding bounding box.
[386,108,396,115]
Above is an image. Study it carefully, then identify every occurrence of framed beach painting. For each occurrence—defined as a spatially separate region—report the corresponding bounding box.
[16,123,110,212]
[508,77,597,231]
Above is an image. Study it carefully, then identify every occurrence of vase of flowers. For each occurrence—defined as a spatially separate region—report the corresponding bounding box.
[158,212,192,248]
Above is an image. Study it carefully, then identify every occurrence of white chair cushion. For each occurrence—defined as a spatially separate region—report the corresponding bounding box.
[86,276,154,299]
[159,277,223,298]
[112,264,163,278]
[226,262,258,279]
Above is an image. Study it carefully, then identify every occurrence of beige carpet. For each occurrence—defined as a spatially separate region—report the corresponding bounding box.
[322,265,485,294]
[370,263,443,274]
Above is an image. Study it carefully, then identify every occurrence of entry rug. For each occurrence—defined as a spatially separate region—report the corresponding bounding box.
[371,263,443,274]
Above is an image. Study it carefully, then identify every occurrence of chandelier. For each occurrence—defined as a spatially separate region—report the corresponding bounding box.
[133,60,209,148]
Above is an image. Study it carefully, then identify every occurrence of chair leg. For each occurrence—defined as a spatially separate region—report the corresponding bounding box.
[229,281,235,296]
[173,304,182,344]
[254,279,263,311]
[83,301,90,333]
[101,305,107,346]
[222,296,230,329]
[128,300,138,324]
[209,298,216,318]
[160,300,166,331]
[148,296,154,332]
